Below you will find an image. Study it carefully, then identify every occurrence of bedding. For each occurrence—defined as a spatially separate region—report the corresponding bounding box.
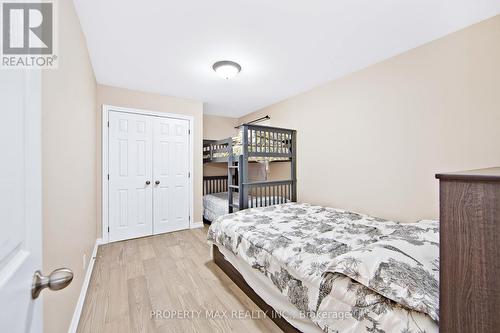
[216,244,325,333]
[203,191,288,222]
[203,192,236,222]
[207,203,439,332]
[205,129,291,162]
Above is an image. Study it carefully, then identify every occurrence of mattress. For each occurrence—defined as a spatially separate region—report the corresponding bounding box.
[203,192,288,222]
[215,244,324,333]
[207,203,439,332]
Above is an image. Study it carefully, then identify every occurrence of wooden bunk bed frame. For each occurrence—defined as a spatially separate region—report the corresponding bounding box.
[203,124,297,220]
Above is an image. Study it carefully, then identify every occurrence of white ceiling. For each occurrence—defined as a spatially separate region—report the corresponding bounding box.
[73,0,500,117]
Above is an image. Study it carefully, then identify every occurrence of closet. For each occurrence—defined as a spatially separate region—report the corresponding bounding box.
[107,110,191,242]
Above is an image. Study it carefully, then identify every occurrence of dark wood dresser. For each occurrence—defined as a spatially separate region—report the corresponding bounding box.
[436,167,500,333]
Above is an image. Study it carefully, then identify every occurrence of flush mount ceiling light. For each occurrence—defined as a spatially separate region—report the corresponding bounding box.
[212,60,241,80]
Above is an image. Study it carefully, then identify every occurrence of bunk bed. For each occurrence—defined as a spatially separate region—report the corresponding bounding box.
[203,123,297,223]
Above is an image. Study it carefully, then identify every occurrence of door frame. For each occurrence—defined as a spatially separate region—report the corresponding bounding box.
[101,104,194,243]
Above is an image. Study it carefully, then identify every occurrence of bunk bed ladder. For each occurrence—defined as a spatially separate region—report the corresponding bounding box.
[227,155,247,213]
[227,138,239,213]
[239,126,250,210]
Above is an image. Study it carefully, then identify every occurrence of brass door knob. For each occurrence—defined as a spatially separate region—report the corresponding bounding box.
[31,268,73,299]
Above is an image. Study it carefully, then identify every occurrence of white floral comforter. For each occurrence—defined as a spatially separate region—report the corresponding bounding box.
[207,203,439,333]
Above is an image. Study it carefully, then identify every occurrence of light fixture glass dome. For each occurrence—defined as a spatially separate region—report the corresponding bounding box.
[213,60,241,79]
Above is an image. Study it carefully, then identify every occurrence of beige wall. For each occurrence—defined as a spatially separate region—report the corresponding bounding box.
[240,15,500,222]
[97,85,204,232]
[41,0,97,332]
[202,114,267,179]
[203,115,238,176]
[203,114,238,140]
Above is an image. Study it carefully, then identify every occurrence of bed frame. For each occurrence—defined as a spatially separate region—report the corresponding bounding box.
[203,124,297,217]
[203,175,235,196]
[213,245,302,333]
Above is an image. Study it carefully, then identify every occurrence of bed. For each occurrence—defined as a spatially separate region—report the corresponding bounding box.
[203,175,294,223]
[203,127,292,163]
[207,203,439,333]
[203,191,289,222]
[203,124,297,215]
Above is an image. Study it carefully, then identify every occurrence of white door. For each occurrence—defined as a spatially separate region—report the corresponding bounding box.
[152,117,190,234]
[0,69,43,331]
[108,111,154,242]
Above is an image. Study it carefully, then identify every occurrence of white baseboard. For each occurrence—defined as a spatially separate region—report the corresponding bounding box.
[190,222,204,229]
[67,238,102,333]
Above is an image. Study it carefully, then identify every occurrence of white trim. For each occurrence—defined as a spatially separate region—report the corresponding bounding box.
[103,104,194,121]
[190,222,204,229]
[101,107,108,243]
[67,239,102,333]
[101,104,194,244]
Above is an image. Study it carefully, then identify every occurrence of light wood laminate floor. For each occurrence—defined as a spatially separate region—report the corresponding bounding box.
[77,226,281,333]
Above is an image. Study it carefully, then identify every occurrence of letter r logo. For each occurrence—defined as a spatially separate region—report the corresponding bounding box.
[2,2,53,54]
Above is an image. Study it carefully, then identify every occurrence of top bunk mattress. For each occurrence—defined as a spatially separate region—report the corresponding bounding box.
[207,203,439,333]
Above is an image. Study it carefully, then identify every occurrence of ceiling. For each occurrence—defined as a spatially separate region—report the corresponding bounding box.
[73,0,500,117]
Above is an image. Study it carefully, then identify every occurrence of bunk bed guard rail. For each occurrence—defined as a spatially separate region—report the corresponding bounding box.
[203,138,231,163]
[203,175,236,195]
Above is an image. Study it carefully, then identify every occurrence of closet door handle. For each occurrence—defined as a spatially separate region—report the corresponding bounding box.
[155,180,160,185]
[145,180,151,185]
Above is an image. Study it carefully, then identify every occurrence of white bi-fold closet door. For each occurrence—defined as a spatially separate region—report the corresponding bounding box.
[108,111,190,242]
